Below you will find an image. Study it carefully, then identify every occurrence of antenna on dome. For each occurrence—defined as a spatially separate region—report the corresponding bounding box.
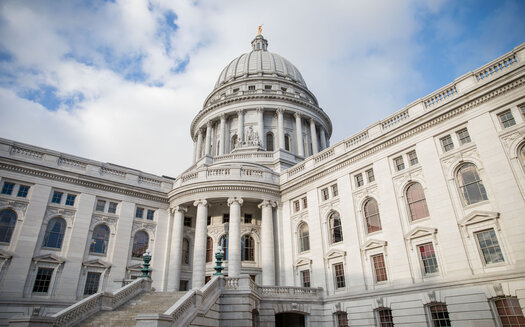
[257,24,263,36]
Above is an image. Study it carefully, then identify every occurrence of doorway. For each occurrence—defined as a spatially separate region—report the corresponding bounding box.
[275,312,305,327]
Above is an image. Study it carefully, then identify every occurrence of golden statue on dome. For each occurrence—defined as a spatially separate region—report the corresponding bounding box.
[257,24,263,35]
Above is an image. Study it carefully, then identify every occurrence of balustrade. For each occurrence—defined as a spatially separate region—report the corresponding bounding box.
[475,54,518,81]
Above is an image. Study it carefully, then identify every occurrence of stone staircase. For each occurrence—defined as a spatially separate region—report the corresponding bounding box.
[77,291,186,327]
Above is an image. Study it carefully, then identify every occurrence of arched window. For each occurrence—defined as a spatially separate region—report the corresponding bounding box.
[298,222,310,252]
[42,217,66,249]
[364,198,382,233]
[266,132,274,151]
[329,212,343,244]
[219,234,228,260]
[519,143,525,171]
[89,224,110,254]
[285,134,291,151]
[132,231,149,258]
[406,183,429,221]
[241,234,255,261]
[231,134,238,151]
[457,163,488,205]
[206,236,213,263]
[182,238,190,264]
[0,209,17,243]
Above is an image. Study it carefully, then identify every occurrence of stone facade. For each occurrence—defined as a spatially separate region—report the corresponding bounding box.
[1,35,525,326]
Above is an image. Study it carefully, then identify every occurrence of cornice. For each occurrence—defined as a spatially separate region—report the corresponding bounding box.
[281,74,525,195]
[169,183,280,202]
[0,161,168,204]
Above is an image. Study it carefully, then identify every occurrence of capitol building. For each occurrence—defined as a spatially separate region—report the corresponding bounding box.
[1,33,525,327]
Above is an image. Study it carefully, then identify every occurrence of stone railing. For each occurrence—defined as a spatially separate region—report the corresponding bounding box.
[345,131,369,149]
[381,109,409,130]
[8,278,151,327]
[258,285,323,298]
[288,163,305,177]
[212,152,274,163]
[181,172,198,182]
[10,145,44,159]
[224,277,240,290]
[241,168,264,177]
[207,168,231,176]
[423,84,458,108]
[474,53,518,82]
[313,148,334,163]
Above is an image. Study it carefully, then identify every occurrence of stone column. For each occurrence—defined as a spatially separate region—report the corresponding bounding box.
[320,127,327,150]
[219,114,226,155]
[204,121,212,156]
[192,140,197,164]
[294,112,304,156]
[257,107,264,148]
[277,108,285,150]
[227,197,243,277]
[310,118,319,155]
[237,109,244,143]
[195,130,203,161]
[168,206,186,291]
[192,199,208,288]
[259,200,277,285]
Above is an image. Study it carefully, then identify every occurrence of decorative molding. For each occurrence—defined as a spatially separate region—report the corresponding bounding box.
[325,249,346,260]
[458,211,500,236]
[294,257,312,267]
[10,146,44,159]
[500,129,525,157]
[282,75,525,194]
[171,184,280,199]
[91,214,119,229]
[0,197,29,216]
[361,239,387,252]
[45,206,76,224]
[404,227,438,248]
[0,162,168,203]
[132,220,157,239]
[57,157,87,169]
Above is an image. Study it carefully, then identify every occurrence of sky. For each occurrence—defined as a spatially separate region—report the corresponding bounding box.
[0,0,524,177]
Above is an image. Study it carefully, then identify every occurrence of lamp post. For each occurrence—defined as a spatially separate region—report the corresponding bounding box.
[213,246,225,276]
[141,248,152,278]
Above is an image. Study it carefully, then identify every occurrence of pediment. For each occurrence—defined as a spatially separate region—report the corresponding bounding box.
[405,227,437,241]
[325,249,346,260]
[361,239,387,251]
[0,249,13,260]
[459,211,499,227]
[33,253,65,264]
[295,257,312,267]
[83,259,111,269]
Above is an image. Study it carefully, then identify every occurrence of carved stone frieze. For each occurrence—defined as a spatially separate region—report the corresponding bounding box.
[0,198,29,217]
[91,214,119,230]
[353,185,378,208]
[132,220,157,238]
[500,129,525,155]
[392,167,424,194]
[45,205,76,224]
[208,225,228,239]
[319,199,340,220]
[440,145,480,176]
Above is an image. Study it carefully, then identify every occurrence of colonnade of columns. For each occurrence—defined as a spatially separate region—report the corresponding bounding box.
[192,108,329,162]
[167,198,277,290]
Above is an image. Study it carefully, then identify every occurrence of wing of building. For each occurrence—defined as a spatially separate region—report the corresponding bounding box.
[1,35,524,327]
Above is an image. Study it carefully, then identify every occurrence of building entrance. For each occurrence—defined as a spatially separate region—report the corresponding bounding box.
[275,312,305,327]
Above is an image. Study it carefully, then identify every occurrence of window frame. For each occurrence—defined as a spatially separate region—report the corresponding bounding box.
[32,267,55,294]
[498,109,516,129]
[83,271,102,296]
[364,198,382,234]
[417,242,439,276]
[406,182,430,221]
[456,128,471,145]
[372,253,388,283]
[394,156,405,171]
[474,228,505,266]
[42,217,66,249]
[300,269,311,288]
[131,230,149,259]
[492,296,525,326]
[355,173,364,187]
[456,163,488,206]
[329,211,343,244]
[298,222,310,253]
[408,150,418,166]
[0,209,17,244]
[89,224,110,255]
[426,302,452,327]
[441,135,454,152]
[333,262,346,289]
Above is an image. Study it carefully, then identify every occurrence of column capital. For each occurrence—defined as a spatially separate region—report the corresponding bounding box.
[293,112,302,119]
[170,206,187,214]
[309,117,316,124]
[197,129,203,135]
[256,107,264,113]
[276,108,284,115]
[227,197,244,206]
[258,200,277,209]
[220,113,227,121]
[237,109,244,115]
[193,199,208,207]
[206,120,213,128]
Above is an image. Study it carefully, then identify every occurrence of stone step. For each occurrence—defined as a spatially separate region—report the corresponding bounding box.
[77,291,186,327]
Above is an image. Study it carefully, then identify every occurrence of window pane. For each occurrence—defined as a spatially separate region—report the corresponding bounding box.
[83,272,101,295]
[336,312,349,327]
[428,303,451,326]
[32,268,54,293]
[457,128,471,145]
[330,212,343,243]
[95,200,106,212]
[499,110,516,128]
[476,229,504,264]
[334,263,345,288]
[408,151,418,165]
[132,231,149,258]
[65,194,76,206]
[108,202,118,214]
[419,243,439,274]
[17,185,30,198]
[241,235,254,261]
[364,199,382,233]
[0,209,17,243]
[1,182,15,195]
[182,238,190,264]
[206,237,213,263]
[135,207,144,218]
[266,133,274,151]
[146,210,154,221]
[373,254,388,282]
[378,308,394,327]
[219,235,228,260]
[494,297,525,326]
[441,135,454,152]
[51,191,63,204]
[301,270,310,287]
[367,169,375,183]
[42,218,65,248]
[90,225,109,254]
[406,183,429,220]
[299,223,310,252]
[457,164,488,205]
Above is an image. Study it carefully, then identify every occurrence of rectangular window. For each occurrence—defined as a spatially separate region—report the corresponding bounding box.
[394,156,405,171]
[135,207,144,219]
[366,169,375,183]
[372,254,388,282]
[51,191,63,204]
[248,85,255,91]
[418,243,439,275]
[232,88,239,93]
[146,209,155,221]
[17,185,30,198]
[83,272,101,295]
[333,263,346,289]
[32,267,54,293]
[441,135,454,152]
[95,200,106,212]
[498,110,516,128]
[428,303,451,326]
[336,312,349,327]
[355,173,364,187]
[493,297,525,326]
[179,280,188,291]
[184,216,192,227]
[408,150,418,166]
[321,188,329,201]
[108,202,118,214]
[1,182,15,195]
[475,229,504,264]
[457,128,471,145]
[223,213,230,224]
[264,85,272,90]
[331,184,339,197]
[65,194,76,206]
[294,200,300,212]
[301,270,311,288]
[207,216,211,225]
[302,197,308,209]
[244,214,252,224]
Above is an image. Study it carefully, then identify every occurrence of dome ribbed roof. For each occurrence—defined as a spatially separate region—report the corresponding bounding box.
[214,35,306,89]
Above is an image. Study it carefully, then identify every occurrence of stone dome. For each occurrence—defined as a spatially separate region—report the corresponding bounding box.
[214,35,307,89]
